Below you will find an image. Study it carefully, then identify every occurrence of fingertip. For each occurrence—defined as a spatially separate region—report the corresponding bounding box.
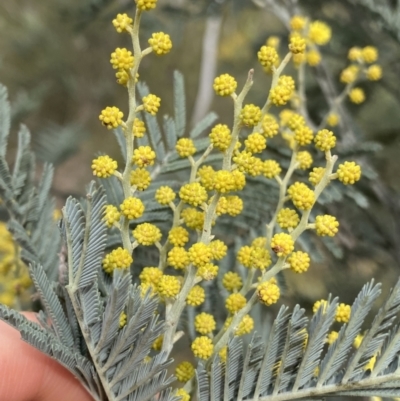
[0,315,94,401]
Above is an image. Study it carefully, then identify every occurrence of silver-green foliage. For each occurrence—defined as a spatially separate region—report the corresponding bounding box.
[196,279,400,401]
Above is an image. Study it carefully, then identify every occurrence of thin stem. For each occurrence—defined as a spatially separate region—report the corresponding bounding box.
[266,147,299,243]
[223,69,254,171]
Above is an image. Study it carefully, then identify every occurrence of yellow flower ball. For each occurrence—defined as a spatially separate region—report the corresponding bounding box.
[181,208,205,230]
[313,299,328,314]
[155,186,176,205]
[308,20,331,45]
[277,208,299,229]
[157,275,181,298]
[289,34,306,54]
[327,331,339,345]
[209,239,227,260]
[245,133,267,154]
[296,151,313,170]
[213,73,237,96]
[188,243,213,267]
[314,129,336,152]
[222,272,243,292]
[152,335,163,350]
[191,336,213,359]
[269,84,292,106]
[179,182,208,207]
[326,113,339,127]
[112,13,133,33]
[133,118,146,137]
[194,312,216,334]
[102,247,133,274]
[340,65,359,84]
[168,226,189,247]
[132,145,156,167]
[240,104,262,126]
[287,182,315,210]
[175,388,190,401]
[262,160,282,178]
[209,124,232,152]
[175,361,195,382]
[225,293,247,313]
[309,167,326,186]
[148,32,172,55]
[186,285,205,306]
[348,88,365,104]
[306,50,321,66]
[103,205,121,227]
[233,151,263,176]
[120,197,145,220]
[139,267,163,286]
[361,46,378,63]
[142,94,161,115]
[315,215,339,237]
[294,126,314,146]
[110,47,134,70]
[257,46,279,69]
[287,113,305,131]
[336,303,351,323]
[366,64,382,81]
[336,161,362,185]
[132,223,162,245]
[92,155,118,178]
[196,264,217,280]
[287,251,310,273]
[216,195,243,216]
[257,280,280,306]
[135,0,157,11]
[290,15,307,31]
[168,247,190,270]
[348,47,362,61]
[266,36,280,48]
[271,233,294,257]
[99,106,124,129]
[130,168,151,190]
[176,138,196,157]
[261,114,279,138]
[224,314,254,336]
[213,170,236,193]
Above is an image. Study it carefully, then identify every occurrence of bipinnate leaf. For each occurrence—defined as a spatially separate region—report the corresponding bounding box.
[195,280,400,401]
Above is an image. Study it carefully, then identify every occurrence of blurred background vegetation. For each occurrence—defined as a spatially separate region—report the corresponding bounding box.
[1,0,400,316]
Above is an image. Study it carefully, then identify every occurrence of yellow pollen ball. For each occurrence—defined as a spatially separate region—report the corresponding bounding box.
[225,293,247,313]
[257,280,280,306]
[336,303,351,323]
[92,155,118,178]
[213,73,237,96]
[99,106,124,129]
[102,247,133,274]
[186,285,205,306]
[148,32,172,55]
[191,336,213,359]
[271,233,294,257]
[179,182,208,207]
[120,197,145,220]
[142,94,161,115]
[175,361,195,383]
[132,223,162,245]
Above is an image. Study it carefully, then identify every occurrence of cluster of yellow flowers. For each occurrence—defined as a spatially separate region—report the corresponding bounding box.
[81,3,373,394]
[340,45,381,104]
[311,297,375,371]
[0,222,32,308]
